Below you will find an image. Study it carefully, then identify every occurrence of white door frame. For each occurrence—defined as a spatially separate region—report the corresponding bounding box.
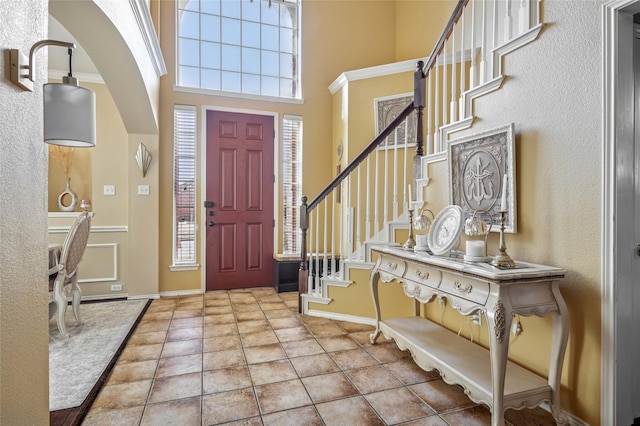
[602,1,640,424]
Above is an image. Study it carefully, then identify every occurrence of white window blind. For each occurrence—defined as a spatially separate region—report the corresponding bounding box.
[282,115,302,254]
[173,105,197,265]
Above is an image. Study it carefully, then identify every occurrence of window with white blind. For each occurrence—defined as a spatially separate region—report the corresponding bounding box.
[176,0,301,100]
[172,105,198,268]
[282,115,302,254]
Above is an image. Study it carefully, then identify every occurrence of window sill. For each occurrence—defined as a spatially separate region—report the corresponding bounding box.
[173,85,304,105]
[169,264,200,272]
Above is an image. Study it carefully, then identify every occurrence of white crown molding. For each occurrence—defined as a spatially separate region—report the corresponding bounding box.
[130,0,167,77]
[48,225,128,234]
[328,57,428,95]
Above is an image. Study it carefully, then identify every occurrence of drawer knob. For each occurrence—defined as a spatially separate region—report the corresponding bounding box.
[416,270,429,280]
[453,280,472,293]
[387,262,398,271]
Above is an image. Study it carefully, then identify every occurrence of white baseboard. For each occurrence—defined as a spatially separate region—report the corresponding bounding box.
[158,289,204,298]
[307,309,376,326]
[78,294,129,301]
[128,294,160,300]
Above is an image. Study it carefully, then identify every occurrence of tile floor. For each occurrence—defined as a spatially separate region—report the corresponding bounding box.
[82,288,557,426]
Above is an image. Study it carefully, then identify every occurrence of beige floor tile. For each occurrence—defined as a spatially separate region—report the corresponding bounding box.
[384,359,440,385]
[317,335,359,352]
[365,341,412,363]
[203,321,238,338]
[439,405,492,425]
[148,372,202,404]
[268,316,303,329]
[177,295,204,304]
[278,292,299,301]
[204,313,236,324]
[161,339,203,358]
[203,348,246,370]
[169,317,203,330]
[166,327,203,342]
[409,380,476,413]
[128,330,167,346]
[283,299,298,309]
[118,344,163,364]
[83,406,144,425]
[396,415,450,426]
[204,291,230,300]
[202,388,260,424]
[275,326,313,342]
[280,339,325,358]
[204,305,233,315]
[156,354,202,378]
[307,323,347,337]
[259,302,289,311]
[289,353,340,378]
[135,320,170,334]
[248,359,298,385]
[504,407,558,426]
[140,311,173,322]
[203,365,252,394]
[145,305,175,314]
[237,319,270,334]
[301,372,359,403]
[243,343,287,364]
[174,303,202,312]
[91,380,152,412]
[299,314,334,326]
[107,360,158,385]
[240,329,279,347]
[264,308,296,319]
[345,365,404,394]
[315,395,385,426]
[203,334,242,352]
[204,298,231,307]
[365,387,435,424]
[262,406,324,426]
[229,294,258,305]
[235,309,267,322]
[337,321,375,333]
[255,294,284,303]
[349,330,391,346]
[254,379,313,414]
[172,308,202,319]
[329,348,379,371]
[140,396,201,426]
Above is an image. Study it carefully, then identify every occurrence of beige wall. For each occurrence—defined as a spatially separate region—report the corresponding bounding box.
[312,0,605,424]
[157,0,399,293]
[0,0,50,422]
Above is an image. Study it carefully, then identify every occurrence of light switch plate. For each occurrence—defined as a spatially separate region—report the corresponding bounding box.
[138,185,150,195]
[104,185,116,196]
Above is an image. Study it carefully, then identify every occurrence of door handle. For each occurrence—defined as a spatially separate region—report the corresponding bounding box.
[208,221,216,227]
[208,211,214,216]
[637,244,640,256]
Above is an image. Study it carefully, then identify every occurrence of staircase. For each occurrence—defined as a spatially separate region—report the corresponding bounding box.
[297,0,544,314]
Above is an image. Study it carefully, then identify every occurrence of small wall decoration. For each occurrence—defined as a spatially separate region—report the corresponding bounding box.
[374,92,416,149]
[447,123,516,233]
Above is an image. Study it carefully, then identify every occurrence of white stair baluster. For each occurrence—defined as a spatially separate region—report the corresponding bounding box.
[470,0,478,88]
[426,71,433,155]
[403,119,409,213]
[434,57,440,152]
[356,165,362,260]
[479,0,487,84]
[450,24,458,123]
[504,0,513,42]
[443,37,448,126]
[323,198,328,280]
[366,156,371,243]
[393,127,399,220]
[383,141,389,224]
[374,148,380,240]
[459,7,466,119]
[331,190,336,277]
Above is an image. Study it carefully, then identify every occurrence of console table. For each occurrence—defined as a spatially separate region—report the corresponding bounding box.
[369,247,569,426]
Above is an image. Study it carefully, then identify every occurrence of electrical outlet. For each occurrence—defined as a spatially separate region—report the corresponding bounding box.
[512,319,523,336]
[110,284,123,292]
[104,185,116,196]
[472,311,482,325]
[138,185,150,195]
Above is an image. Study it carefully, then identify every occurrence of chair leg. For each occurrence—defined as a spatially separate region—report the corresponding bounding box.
[53,283,69,339]
[71,276,82,325]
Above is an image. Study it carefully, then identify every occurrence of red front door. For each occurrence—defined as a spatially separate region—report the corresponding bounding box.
[205,110,274,290]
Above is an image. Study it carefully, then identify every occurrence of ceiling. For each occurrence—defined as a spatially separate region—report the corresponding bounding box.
[48,15,99,77]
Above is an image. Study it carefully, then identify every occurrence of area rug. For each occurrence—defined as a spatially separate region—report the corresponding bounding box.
[49,299,149,411]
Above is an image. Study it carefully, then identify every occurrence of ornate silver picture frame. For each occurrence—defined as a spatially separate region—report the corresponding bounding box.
[447,123,516,233]
[374,93,416,149]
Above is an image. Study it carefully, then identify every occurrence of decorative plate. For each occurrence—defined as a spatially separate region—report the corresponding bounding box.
[428,205,464,256]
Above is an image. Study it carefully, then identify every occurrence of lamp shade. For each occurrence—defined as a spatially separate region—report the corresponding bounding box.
[44,83,96,147]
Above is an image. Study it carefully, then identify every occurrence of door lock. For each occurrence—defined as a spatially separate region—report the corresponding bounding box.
[208,211,214,216]
[208,221,216,227]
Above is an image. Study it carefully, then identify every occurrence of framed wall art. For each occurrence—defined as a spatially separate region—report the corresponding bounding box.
[374,93,416,149]
[447,123,516,233]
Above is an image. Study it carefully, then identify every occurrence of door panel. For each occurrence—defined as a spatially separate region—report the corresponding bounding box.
[206,110,274,290]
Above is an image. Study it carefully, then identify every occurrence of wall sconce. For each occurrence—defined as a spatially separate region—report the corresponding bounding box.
[135,142,152,177]
[10,40,96,147]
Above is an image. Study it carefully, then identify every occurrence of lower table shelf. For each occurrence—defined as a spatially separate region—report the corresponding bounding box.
[378,317,552,412]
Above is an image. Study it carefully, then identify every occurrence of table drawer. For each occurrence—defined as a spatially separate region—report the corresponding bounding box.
[378,256,406,277]
[405,262,441,289]
[440,272,489,305]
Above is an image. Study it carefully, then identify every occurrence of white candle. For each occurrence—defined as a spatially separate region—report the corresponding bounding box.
[408,184,413,208]
[500,174,508,211]
[466,240,485,257]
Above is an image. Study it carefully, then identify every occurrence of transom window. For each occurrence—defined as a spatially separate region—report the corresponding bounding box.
[177,0,300,99]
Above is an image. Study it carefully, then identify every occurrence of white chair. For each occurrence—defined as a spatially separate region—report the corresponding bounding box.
[49,211,91,338]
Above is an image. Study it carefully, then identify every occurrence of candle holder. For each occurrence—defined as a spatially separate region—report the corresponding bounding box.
[403,209,416,250]
[463,209,492,262]
[490,210,516,269]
